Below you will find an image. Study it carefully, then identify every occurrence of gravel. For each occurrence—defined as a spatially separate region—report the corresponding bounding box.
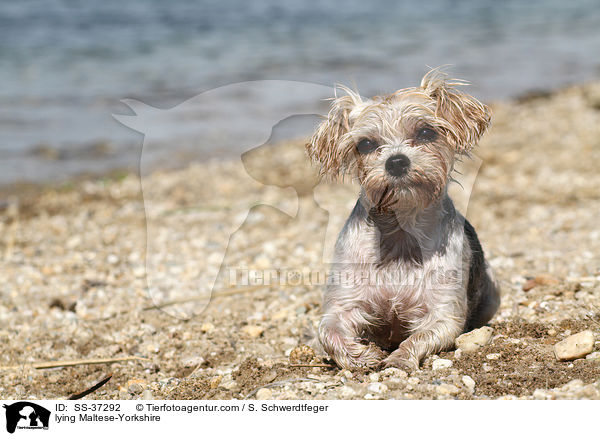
[1,81,600,400]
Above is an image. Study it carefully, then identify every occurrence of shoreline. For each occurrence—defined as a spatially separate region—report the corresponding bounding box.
[3,77,600,198]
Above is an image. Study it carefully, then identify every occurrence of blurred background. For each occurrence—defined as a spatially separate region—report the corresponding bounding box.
[1,0,599,186]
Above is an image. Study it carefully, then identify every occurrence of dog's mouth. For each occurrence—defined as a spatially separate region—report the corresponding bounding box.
[365,178,442,213]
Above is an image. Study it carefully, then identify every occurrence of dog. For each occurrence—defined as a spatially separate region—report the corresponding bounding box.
[306,69,500,371]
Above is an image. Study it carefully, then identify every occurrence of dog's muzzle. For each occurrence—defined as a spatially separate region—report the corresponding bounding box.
[385,154,410,177]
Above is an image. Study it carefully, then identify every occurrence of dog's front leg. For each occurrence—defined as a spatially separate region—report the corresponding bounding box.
[318,308,386,369]
[382,318,463,371]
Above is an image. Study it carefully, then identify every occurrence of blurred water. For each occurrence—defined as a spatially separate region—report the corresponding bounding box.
[1,0,599,185]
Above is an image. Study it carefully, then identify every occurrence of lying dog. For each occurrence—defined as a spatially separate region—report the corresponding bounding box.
[306,69,500,371]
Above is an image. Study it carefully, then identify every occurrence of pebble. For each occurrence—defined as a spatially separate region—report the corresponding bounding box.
[486,353,501,360]
[554,330,595,361]
[210,376,223,389]
[141,390,153,400]
[367,382,388,394]
[381,367,407,378]
[241,325,265,338]
[462,375,476,393]
[533,389,553,400]
[339,385,356,398]
[368,373,380,382]
[339,369,354,379]
[201,322,215,333]
[455,327,494,352]
[436,384,459,395]
[288,344,315,364]
[585,351,600,361]
[432,359,453,370]
[127,383,144,395]
[221,379,237,390]
[256,388,272,400]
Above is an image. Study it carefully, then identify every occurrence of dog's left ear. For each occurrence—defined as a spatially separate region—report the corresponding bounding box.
[420,70,491,153]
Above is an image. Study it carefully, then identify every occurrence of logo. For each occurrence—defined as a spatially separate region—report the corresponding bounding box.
[2,402,50,433]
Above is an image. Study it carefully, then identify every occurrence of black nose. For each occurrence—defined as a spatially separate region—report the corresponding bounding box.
[385,154,410,177]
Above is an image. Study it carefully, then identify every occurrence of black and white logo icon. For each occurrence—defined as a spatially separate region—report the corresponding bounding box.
[2,402,50,433]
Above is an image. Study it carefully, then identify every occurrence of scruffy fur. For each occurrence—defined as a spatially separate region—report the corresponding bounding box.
[306,69,500,370]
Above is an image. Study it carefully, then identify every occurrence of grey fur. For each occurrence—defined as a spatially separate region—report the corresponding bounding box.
[319,191,500,370]
[308,72,500,370]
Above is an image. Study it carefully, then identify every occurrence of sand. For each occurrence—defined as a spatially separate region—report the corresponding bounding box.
[1,80,600,400]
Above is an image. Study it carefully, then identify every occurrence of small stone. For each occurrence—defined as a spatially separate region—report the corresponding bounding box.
[288,344,315,364]
[436,384,459,395]
[562,379,584,391]
[547,328,557,337]
[367,382,388,394]
[432,358,453,370]
[127,381,144,395]
[339,385,356,398]
[339,369,354,379]
[264,370,278,383]
[242,325,265,338]
[407,376,420,385]
[462,375,476,392]
[534,274,560,286]
[255,388,272,400]
[272,309,289,321]
[201,322,215,333]
[210,376,223,389]
[554,330,595,361]
[221,379,237,390]
[455,327,494,352]
[381,367,407,378]
[585,351,600,360]
[533,389,551,400]
[368,373,380,382]
[486,353,501,360]
[522,279,537,292]
[141,390,153,400]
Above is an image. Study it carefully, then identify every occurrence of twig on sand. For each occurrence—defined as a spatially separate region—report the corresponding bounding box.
[91,284,272,321]
[68,374,112,400]
[142,284,267,312]
[244,378,319,400]
[0,356,149,371]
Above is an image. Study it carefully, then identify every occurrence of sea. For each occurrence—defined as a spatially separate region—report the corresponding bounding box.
[1,0,599,185]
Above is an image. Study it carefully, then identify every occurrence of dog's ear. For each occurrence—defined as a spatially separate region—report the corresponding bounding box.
[306,87,360,178]
[420,69,491,153]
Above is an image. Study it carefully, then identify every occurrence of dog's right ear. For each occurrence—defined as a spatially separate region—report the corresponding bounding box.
[306,87,361,178]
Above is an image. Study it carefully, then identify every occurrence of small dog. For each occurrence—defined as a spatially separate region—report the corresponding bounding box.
[306,69,500,370]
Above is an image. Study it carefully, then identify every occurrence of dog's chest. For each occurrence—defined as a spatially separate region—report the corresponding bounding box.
[336,219,462,330]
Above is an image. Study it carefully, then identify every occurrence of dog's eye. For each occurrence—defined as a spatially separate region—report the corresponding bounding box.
[415,127,437,142]
[356,138,379,154]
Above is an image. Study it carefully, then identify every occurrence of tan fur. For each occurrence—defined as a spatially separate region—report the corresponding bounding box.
[307,69,499,370]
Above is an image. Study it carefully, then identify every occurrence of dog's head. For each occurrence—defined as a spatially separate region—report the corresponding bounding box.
[306,69,491,214]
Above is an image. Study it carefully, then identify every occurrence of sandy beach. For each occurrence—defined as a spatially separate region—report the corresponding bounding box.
[1,81,600,400]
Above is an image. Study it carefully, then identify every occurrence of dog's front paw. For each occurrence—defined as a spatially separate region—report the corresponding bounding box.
[335,343,387,369]
[381,350,419,373]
